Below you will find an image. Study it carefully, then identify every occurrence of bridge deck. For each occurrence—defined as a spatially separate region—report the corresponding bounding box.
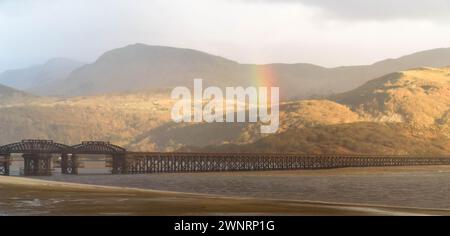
[121,153,450,174]
[2,139,450,176]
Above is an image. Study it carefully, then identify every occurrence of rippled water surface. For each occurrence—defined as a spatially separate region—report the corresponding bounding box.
[32,166,450,209]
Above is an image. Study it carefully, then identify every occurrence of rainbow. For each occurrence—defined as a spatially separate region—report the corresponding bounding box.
[250,64,277,88]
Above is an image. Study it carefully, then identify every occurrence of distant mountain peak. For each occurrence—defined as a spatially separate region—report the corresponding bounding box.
[373,47,450,67]
[0,58,84,94]
[96,43,237,64]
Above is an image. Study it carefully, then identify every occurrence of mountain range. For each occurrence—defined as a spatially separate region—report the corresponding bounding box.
[1,45,450,154]
[2,44,450,99]
[1,66,450,154]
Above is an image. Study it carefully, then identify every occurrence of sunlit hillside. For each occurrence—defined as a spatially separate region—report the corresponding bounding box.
[0,90,173,147]
[334,67,450,126]
[2,67,450,154]
[183,67,450,154]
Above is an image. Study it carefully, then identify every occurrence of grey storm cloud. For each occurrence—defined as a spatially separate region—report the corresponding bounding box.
[248,0,450,21]
[2,0,450,72]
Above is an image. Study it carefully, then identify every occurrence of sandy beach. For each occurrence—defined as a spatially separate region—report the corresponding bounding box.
[33,165,450,209]
[1,175,449,216]
[2,165,450,215]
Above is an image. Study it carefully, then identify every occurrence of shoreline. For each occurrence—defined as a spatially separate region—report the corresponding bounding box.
[3,165,450,215]
[0,175,448,216]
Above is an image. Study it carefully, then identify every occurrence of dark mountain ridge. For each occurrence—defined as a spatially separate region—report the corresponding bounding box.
[34,44,450,98]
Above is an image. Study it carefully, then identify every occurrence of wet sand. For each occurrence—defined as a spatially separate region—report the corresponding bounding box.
[1,175,449,216]
[33,165,450,210]
[3,165,450,215]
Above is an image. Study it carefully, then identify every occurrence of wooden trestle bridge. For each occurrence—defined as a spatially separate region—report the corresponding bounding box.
[1,140,450,176]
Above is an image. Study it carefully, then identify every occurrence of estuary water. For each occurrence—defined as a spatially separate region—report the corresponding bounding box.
[31,165,450,210]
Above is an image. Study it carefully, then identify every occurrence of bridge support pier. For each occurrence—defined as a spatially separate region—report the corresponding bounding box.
[112,154,127,174]
[0,154,10,176]
[23,153,52,176]
[61,153,68,174]
[61,153,79,175]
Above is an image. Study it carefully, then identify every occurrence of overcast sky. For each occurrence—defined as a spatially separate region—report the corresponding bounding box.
[1,0,450,72]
